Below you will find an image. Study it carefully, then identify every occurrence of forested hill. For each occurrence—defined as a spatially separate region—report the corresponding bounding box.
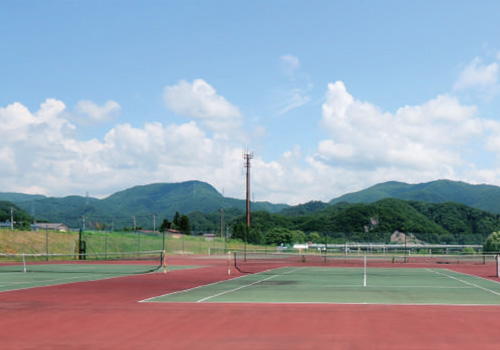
[0,201,32,229]
[239,198,500,245]
[0,181,288,229]
[328,180,500,214]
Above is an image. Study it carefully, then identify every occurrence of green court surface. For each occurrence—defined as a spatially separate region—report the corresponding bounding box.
[145,267,500,305]
[0,265,198,292]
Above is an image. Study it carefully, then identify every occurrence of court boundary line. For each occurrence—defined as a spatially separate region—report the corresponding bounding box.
[427,268,500,297]
[139,266,300,303]
[139,269,269,303]
[0,270,165,294]
[144,266,500,306]
[196,274,280,302]
[0,274,97,287]
[196,267,303,303]
[442,267,500,285]
[145,300,500,306]
[323,284,473,289]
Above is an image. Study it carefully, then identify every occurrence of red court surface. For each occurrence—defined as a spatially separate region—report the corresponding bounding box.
[1,256,500,350]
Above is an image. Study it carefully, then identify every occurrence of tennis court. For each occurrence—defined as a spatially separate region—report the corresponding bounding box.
[144,266,500,305]
[2,253,500,349]
[0,250,200,292]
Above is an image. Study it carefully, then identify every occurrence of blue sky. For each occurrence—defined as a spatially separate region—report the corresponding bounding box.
[1,0,500,204]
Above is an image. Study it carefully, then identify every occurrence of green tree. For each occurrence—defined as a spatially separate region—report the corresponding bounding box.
[484,231,500,252]
[292,230,307,243]
[265,227,293,245]
[179,214,191,235]
[248,227,264,244]
[159,218,172,231]
[172,211,181,230]
[307,232,322,243]
[231,222,246,241]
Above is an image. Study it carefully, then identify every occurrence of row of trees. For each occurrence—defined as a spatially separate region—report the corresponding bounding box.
[230,222,324,246]
[159,211,192,235]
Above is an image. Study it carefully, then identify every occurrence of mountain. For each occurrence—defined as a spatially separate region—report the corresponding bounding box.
[3,178,500,234]
[0,181,288,229]
[0,193,47,204]
[329,180,500,214]
[280,201,329,216]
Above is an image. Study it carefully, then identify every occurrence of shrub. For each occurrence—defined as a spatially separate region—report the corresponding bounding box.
[483,231,500,252]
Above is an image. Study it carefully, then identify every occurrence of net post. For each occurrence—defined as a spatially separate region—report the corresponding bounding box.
[234,251,238,271]
[227,251,231,275]
[162,250,167,274]
[496,254,499,278]
[22,253,27,273]
[363,254,367,287]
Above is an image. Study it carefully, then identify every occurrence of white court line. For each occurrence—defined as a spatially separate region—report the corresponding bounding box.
[196,267,302,303]
[0,274,95,287]
[323,284,473,289]
[139,271,257,303]
[0,272,150,294]
[196,274,280,302]
[140,267,302,303]
[427,268,500,297]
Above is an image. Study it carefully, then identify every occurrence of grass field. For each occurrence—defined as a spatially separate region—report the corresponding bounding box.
[0,228,269,256]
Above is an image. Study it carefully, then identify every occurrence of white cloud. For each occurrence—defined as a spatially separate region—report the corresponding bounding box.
[317,81,482,177]
[277,88,312,115]
[0,98,247,199]
[74,100,121,125]
[317,140,356,161]
[4,78,500,206]
[454,57,498,91]
[276,54,312,115]
[280,54,301,76]
[163,79,242,133]
[0,99,75,146]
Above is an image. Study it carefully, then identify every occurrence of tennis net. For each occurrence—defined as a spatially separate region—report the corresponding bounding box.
[233,251,500,277]
[0,250,165,274]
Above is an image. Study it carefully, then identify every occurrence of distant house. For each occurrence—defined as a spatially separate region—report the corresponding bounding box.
[31,223,69,232]
[1,221,13,228]
[165,228,181,234]
[203,233,218,241]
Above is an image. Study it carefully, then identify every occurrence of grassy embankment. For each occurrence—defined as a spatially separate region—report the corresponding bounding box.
[0,229,270,256]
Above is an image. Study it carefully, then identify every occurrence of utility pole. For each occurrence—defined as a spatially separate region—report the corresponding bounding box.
[243,151,253,259]
[133,216,139,252]
[244,151,253,230]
